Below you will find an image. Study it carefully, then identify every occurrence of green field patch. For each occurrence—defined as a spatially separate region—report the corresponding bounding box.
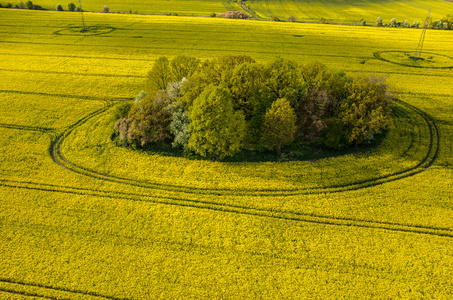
[374,51,453,69]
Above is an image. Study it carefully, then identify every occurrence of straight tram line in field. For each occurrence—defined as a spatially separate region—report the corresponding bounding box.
[0,277,130,300]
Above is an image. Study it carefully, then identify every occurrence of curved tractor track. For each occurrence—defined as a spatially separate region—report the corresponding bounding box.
[49,99,440,197]
[0,97,445,239]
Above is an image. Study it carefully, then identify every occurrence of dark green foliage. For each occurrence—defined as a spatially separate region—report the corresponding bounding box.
[128,91,173,146]
[320,118,348,150]
[56,4,63,11]
[25,0,33,9]
[68,2,75,11]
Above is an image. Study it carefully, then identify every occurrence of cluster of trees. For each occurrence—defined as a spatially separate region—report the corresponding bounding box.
[374,15,453,29]
[113,56,392,161]
[1,0,44,9]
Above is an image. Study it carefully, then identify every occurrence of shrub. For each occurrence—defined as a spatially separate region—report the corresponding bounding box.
[401,20,409,28]
[210,12,216,17]
[0,3,2,7]
[56,3,63,10]
[272,16,280,22]
[360,19,366,26]
[218,11,248,19]
[68,2,75,11]
[102,5,109,13]
[287,15,296,22]
[412,20,420,28]
[6,3,13,8]
[18,1,25,8]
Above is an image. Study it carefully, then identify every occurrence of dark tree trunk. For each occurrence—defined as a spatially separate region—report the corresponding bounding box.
[276,140,282,155]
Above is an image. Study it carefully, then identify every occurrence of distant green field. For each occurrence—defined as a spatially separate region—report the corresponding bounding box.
[0,0,452,22]
[247,0,453,23]
[0,0,235,15]
[1,8,453,299]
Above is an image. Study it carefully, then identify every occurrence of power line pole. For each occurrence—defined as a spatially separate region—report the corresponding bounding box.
[78,0,87,32]
[414,8,431,61]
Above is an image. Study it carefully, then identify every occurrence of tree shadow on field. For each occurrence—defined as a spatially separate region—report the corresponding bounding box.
[116,132,387,163]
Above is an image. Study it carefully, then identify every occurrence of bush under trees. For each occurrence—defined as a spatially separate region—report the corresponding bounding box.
[113,56,393,160]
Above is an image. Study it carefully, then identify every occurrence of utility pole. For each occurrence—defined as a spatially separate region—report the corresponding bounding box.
[414,8,431,61]
[78,0,87,32]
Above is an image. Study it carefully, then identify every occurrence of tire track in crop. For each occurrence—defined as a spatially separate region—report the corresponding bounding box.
[1,177,453,239]
[49,98,439,197]
[0,90,132,102]
[0,123,54,133]
[0,68,146,79]
[0,278,130,300]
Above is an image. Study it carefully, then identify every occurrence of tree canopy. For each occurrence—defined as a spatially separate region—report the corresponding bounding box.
[113,56,393,160]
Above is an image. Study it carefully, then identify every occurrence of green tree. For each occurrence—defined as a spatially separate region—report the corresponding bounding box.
[146,57,171,93]
[25,0,33,9]
[221,62,264,119]
[68,2,76,11]
[261,98,297,155]
[263,57,302,102]
[339,74,392,148]
[188,85,246,160]
[375,16,383,27]
[128,91,173,146]
[170,56,200,83]
[56,4,63,10]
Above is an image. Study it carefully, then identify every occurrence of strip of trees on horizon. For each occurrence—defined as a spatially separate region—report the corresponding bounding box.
[113,56,392,161]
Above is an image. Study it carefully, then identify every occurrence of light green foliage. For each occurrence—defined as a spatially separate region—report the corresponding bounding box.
[390,18,397,27]
[263,57,302,101]
[340,74,392,146]
[188,85,246,160]
[0,9,452,300]
[170,55,200,83]
[146,56,171,93]
[261,98,297,154]
[375,16,383,26]
[170,104,190,150]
